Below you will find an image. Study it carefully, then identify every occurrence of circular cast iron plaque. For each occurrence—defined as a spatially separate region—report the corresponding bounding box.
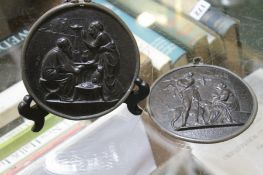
[22,2,139,120]
[147,64,257,143]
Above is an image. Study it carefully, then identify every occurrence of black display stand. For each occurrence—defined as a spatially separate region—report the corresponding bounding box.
[18,77,149,132]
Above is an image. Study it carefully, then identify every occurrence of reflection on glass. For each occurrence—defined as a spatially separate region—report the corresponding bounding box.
[137,12,156,27]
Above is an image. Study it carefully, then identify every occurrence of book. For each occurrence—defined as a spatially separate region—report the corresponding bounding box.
[156,0,242,74]
[97,0,187,76]
[0,29,28,55]
[154,0,198,14]
[0,117,24,137]
[155,0,225,64]
[0,114,63,160]
[0,82,27,129]
[200,6,242,75]
[0,29,29,94]
[108,0,211,63]
[0,119,32,145]
[0,119,87,174]
[155,0,240,41]
[134,35,171,76]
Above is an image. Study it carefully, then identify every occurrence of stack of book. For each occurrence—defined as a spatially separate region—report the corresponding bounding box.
[108,0,243,75]
[0,115,89,174]
[98,0,188,74]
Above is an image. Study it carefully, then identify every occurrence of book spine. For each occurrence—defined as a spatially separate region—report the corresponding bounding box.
[156,0,238,37]
[0,29,29,98]
[200,7,237,36]
[0,29,29,55]
[200,7,242,75]
[9,122,86,175]
[96,0,187,74]
[0,115,63,160]
[157,0,241,74]
[107,0,210,62]
[156,0,225,62]
[0,120,85,174]
[154,0,198,14]
[0,120,32,145]
[0,82,27,128]
[0,117,24,138]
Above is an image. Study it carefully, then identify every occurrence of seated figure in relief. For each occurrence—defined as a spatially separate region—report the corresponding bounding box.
[40,37,83,101]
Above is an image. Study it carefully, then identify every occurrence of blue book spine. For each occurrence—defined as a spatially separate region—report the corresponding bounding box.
[200,7,237,36]
[0,29,29,54]
[96,0,186,63]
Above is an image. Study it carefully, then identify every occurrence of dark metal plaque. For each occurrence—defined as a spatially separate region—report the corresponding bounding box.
[22,2,139,120]
[147,63,257,143]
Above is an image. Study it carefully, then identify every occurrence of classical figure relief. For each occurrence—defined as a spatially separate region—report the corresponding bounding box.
[81,21,121,101]
[40,37,84,102]
[208,83,240,124]
[40,21,122,103]
[175,72,201,127]
[163,72,243,131]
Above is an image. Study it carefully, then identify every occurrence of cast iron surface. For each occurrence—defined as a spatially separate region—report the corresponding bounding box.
[21,1,140,120]
[147,62,257,143]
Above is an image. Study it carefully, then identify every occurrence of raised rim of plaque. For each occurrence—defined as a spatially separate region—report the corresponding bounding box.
[21,1,140,120]
[147,62,258,143]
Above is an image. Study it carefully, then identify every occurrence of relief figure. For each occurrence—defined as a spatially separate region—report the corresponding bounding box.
[166,73,241,130]
[40,37,83,101]
[208,83,240,124]
[40,21,122,103]
[173,72,202,127]
[81,21,121,101]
